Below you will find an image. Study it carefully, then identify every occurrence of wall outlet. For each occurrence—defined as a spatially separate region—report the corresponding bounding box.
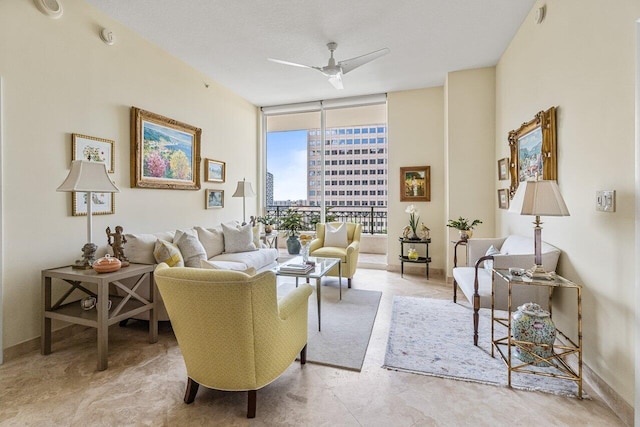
[596,190,615,212]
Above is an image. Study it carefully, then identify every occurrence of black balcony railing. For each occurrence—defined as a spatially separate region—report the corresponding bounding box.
[265,205,387,235]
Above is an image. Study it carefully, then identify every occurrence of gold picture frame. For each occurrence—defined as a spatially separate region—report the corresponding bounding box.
[130,107,201,190]
[497,188,509,210]
[205,159,226,183]
[72,192,115,216]
[72,133,114,173]
[400,166,430,202]
[508,106,557,198]
[497,157,509,181]
[205,189,224,209]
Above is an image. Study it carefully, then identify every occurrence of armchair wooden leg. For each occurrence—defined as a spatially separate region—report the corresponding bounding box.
[247,390,257,418]
[473,294,480,346]
[184,377,200,404]
[300,344,307,365]
[347,278,352,288]
[453,279,458,303]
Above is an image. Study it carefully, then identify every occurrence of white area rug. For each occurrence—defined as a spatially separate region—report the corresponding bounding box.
[383,296,586,398]
[278,281,381,372]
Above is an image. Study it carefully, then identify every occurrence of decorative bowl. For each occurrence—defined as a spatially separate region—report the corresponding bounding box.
[93,255,121,273]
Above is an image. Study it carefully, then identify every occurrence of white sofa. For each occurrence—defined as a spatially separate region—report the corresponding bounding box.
[452,235,561,345]
[114,224,279,321]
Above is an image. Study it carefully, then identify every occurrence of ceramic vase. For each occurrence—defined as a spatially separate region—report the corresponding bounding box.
[286,235,301,255]
[301,242,310,263]
[512,302,556,367]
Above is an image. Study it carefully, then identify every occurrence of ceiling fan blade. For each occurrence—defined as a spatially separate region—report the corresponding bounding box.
[339,48,390,74]
[328,73,344,90]
[267,57,318,70]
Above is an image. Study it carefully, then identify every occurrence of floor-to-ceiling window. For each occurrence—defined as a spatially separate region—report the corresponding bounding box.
[262,94,387,234]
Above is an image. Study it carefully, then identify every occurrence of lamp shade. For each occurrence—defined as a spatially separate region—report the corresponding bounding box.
[509,180,569,217]
[57,160,119,193]
[232,179,255,198]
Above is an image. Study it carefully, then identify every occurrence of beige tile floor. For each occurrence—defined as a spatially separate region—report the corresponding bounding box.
[0,267,625,426]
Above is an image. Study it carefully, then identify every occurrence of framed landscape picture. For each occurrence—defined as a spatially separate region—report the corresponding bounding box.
[130,107,201,190]
[205,189,224,209]
[497,188,509,210]
[508,107,557,198]
[72,133,114,173]
[72,192,115,216]
[497,157,509,181]
[400,166,430,202]
[205,159,225,183]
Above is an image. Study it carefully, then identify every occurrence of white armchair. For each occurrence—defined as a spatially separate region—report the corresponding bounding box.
[452,235,561,345]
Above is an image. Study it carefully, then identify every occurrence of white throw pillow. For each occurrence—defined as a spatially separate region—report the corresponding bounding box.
[174,229,207,268]
[153,239,184,267]
[124,231,176,264]
[324,223,348,248]
[222,222,257,253]
[195,226,225,258]
[484,245,501,271]
[200,259,256,276]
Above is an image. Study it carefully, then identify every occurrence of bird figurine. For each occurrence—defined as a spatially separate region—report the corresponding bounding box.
[419,223,430,240]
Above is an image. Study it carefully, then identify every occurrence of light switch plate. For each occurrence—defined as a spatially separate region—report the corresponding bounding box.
[596,190,615,212]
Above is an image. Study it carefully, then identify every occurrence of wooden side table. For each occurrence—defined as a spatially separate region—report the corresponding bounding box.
[260,230,278,248]
[41,264,157,371]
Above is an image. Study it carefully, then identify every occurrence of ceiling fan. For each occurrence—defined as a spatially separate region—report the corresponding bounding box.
[268,42,390,90]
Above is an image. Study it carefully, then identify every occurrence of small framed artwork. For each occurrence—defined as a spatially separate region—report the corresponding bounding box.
[508,107,557,197]
[72,192,115,216]
[205,189,224,209]
[72,134,114,173]
[130,107,201,190]
[497,188,510,210]
[205,159,225,183]
[400,166,430,202]
[497,158,509,181]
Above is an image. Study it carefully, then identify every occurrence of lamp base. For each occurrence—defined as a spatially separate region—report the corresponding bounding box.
[72,243,97,269]
[525,265,556,281]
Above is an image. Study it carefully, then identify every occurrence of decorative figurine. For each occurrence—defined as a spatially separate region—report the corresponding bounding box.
[106,226,130,267]
[74,242,97,269]
[419,223,430,240]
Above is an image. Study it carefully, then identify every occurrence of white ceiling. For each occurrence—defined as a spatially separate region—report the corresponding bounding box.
[85,0,536,107]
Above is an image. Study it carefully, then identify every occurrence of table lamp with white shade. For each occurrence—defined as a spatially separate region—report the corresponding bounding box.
[232,178,255,225]
[509,179,570,279]
[57,160,120,269]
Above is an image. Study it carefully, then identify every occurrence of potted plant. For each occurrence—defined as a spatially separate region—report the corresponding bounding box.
[446,217,483,240]
[279,207,305,254]
[256,214,276,234]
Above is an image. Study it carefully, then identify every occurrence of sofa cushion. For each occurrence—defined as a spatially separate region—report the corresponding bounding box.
[222,222,257,253]
[153,239,184,267]
[200,259,256,275]
[195,226,224,258]
[124,231,176,264]
[484,245,501,271]
[211,248,278,271]
[174,229,207,268]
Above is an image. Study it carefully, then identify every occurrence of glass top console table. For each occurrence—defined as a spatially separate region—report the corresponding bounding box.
[491,268,583,398]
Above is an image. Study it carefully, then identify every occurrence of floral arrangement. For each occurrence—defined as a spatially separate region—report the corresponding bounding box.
[446,217,483,231]
[299,234,313,246]
[405,204,420,237]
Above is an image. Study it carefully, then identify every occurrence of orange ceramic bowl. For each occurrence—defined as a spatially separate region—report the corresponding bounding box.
[93,255,121,273]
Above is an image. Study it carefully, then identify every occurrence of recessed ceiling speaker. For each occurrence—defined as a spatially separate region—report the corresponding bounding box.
[534,5,546,24]
[34,0,63,19]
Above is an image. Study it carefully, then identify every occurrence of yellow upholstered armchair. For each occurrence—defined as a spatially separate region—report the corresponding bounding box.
[309,222,362,288]
[154,263,312,418]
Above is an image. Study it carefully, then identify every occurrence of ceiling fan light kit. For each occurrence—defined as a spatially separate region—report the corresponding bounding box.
[268,42,389,90]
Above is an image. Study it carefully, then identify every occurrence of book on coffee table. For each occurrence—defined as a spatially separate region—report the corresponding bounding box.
[278,263,314,274]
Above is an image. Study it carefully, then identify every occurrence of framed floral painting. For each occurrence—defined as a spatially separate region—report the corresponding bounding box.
[130,107,201,190]
[72,134,114,173]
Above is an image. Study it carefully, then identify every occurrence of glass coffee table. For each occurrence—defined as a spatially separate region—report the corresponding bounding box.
[274,256,342,331]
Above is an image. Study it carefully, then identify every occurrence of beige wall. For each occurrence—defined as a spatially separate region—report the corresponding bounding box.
[0,0,258,349]
[496,0,640,406]
[444,68,497,275]
[387,88,445,271]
